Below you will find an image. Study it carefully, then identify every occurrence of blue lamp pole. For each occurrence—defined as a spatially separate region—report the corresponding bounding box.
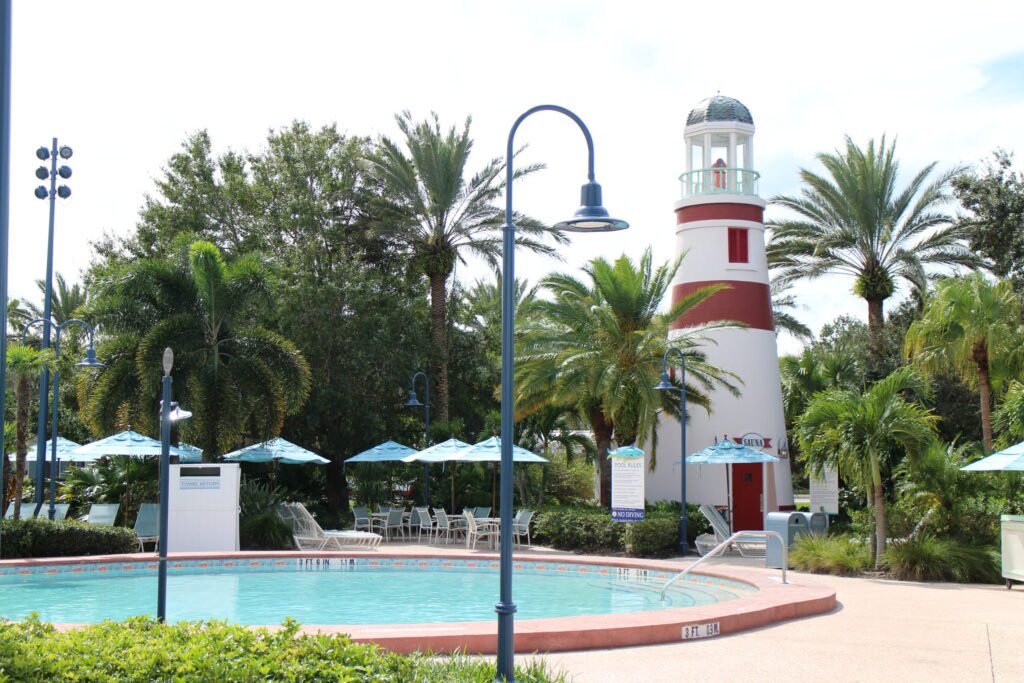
[30,138,73,508]
[654,347,689,556]
[158,347,191,622]
[404,371,431,505]
[0,0,12,557]
[497,105,628,682]
[46,319,103,519]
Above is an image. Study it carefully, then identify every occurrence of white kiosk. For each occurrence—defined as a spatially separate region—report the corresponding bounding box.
[167,462,240,552]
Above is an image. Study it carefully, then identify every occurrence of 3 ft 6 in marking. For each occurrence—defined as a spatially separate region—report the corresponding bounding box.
[681,622,720,640]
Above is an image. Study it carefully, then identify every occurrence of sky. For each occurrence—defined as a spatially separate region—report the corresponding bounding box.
[5,0,1024,355]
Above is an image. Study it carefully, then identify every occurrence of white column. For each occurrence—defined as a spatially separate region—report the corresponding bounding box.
[703,132,711,192]
[728,132,737,192]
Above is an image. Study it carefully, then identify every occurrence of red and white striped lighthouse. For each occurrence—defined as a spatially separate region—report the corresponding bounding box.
[645,95,794,530]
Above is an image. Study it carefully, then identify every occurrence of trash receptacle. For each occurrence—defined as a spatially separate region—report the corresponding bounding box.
[765,512,810,568]
[794,511,829,537]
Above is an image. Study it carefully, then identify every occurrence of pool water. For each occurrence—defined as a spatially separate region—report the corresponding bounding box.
[0,558,752,625]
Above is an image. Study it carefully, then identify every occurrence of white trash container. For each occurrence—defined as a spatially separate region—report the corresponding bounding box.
[1001,515,1024,589]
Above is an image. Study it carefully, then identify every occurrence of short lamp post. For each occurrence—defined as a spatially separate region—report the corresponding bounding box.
[654,347,689,556]
[496,105,628,682]
[404,371,431,506]
[157,347,191,623]
[47,319,103,520]
[31,139,73,507]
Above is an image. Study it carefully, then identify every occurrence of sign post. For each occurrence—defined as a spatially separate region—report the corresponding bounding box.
[609,446,645,522]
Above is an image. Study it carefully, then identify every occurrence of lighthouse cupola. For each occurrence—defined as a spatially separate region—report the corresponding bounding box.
[681,95,757,199]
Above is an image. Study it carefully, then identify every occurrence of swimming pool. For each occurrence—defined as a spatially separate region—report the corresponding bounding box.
[0,556,754,625]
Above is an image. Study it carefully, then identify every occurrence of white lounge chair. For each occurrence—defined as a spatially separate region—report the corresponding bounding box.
[87,503,120,526]
[134,503,160,551]
[280,503,381,550]
[513,510,534,547]
[464,511,499,549]
[698,504,765,557]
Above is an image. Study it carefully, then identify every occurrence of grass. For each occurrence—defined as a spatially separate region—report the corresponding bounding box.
[789,534,871,576]
[883,536,1000,583]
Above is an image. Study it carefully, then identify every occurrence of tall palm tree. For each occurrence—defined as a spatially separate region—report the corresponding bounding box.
[5,345,54,518]
[369,111,565,421]
[994,380,1024,447]
[517,249,739,507]
[778,347,860,424]
[80,241,311,456]
[517,403,596,507]
[768,135,980,370]
[796,367,938,565]
[770,278,812,341]
[29,272,89,324]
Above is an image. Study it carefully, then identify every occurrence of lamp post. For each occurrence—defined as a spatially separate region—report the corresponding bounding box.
[654,347,689,556]
[158,347,191,622]
[46,319,103,519]
[0,0,12,560]
[404,371,431,506]
[30,138,73,507]
[497,106,627,682]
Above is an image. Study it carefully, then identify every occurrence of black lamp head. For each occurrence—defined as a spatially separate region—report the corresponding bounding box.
[34,186,48,199]
[553,182,629,232]
[404,389,423,408]
[653,371,674,392]
[75,346,105,369]
[56,185,71,199]
[58,165,72,179]
[58,145,73,160]
[36,146,50,160]
[35,166,49,180]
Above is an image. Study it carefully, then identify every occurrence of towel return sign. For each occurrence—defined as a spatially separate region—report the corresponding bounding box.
[180,466,221,490]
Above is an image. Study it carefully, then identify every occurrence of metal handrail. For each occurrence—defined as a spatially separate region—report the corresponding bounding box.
[660,530,787,600]
[678,167,760,197]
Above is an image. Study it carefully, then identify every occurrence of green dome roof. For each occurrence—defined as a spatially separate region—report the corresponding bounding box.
[686,95,753,126]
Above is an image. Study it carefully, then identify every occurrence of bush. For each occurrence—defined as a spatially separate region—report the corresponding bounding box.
[623,517,679,557]
[239,479,294,550]
[0,617,566,682]
[533,503,709,557]
[789,534,871,576]
[0,519,138,559]
[883,536,1000,583]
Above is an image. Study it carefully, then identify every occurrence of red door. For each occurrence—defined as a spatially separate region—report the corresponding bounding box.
[731,463,763,531]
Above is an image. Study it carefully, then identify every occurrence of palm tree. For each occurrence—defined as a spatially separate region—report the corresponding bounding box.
[770,278,812,341]
[796,367,938,565]
[905,274,1022,451]
[6,298,32,337]
[80,241,312,456]
[5,345,54,518]
[29,272,88,324]
[768,136,980,370]
[994,381,1024,447]
[778,347,860,424]
[517,249,739,507]
[517,404,596,507]
[896,440,986,539]
[369,111,565,421]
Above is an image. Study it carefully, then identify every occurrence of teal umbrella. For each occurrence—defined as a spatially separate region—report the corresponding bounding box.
[72,430,190,461]
[347,441,417,463]
[401,438,472,463]
[222,437,329,465]
[10,436,81,461]
[961,442,1024,471]
[682,440,780,533]
[453,437,549,463]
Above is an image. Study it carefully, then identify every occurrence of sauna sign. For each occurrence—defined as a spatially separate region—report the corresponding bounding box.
[610,448,645,522]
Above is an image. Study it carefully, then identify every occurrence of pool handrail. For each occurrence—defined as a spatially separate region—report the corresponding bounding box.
[660,529,787,601]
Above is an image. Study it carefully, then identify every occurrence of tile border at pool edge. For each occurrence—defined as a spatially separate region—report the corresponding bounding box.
[4,550,836,654]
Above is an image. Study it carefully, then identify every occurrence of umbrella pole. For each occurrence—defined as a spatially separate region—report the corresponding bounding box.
[492,463,497,515]
[451,464,456,513]
[726,464,732,535]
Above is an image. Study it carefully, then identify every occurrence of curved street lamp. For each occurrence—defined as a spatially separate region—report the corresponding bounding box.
[654,346,689,556]
[497,105,627,681]
[158,347,191,622]
[404,371,431,505]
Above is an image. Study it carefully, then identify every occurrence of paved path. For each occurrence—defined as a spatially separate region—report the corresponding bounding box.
[532,557,1024,683]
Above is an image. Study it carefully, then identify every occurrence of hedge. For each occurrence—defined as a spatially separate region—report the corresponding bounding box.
[532,503,709,557]
[0,617,566,682]
[0,518,138,559]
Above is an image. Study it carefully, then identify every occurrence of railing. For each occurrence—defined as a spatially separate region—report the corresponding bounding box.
[660,530,786,600]
[679,167,760,197]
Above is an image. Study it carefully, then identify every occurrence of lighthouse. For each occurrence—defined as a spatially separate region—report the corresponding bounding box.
[645,95,794,530]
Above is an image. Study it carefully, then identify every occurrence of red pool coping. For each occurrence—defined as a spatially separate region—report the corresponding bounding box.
[0,551,836,653]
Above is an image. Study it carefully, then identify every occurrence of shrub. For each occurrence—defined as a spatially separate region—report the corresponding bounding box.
[0,617,567,682]
[533,503,709,557]
[883,536,1000,583]
[623,517,679,557]
[0,519,138,559]
[239,479,294,550]
[789,534,871,576]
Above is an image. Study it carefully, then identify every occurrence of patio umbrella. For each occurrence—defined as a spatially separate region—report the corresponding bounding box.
[401,438,472,511]
[684,440,780,533]
[9,436,81,461]
[222,437,329,465]
[453,437,548,514]
[176,443,204,464]
[960,442,1024,471]
[347,441,418,463]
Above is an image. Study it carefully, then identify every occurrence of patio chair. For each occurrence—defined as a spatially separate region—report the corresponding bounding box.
[371,508,405,541]
[464,511,499,550]
[698,504,765,558]
[352,506,372,533]
[513,510,534,547]
[473,506,491,519]
[43,503,71,521]
[86,503,120,526]
[280,503,382,550]
[433,509,457,545]
[134,503,160,552]
[413,507,435,542]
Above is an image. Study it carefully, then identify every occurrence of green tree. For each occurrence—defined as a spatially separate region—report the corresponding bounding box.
[905,274,1022,450]
[953,150,1024,290]
[368,111,565,422]
[768,136,980,371]
[796,367,938,564]
[28,273,88,324]
[517,249,738,507]
[80,241,311,456]
[779,347,859,424]
[517,404,595,507]
[770,278,812,340]
[994,381,1024,447]
[5,345,54,518]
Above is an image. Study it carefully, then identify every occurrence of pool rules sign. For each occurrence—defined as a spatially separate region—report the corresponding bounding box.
[610,447,645,522]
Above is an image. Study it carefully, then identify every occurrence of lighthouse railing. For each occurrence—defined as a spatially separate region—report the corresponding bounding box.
[679,167,760,198]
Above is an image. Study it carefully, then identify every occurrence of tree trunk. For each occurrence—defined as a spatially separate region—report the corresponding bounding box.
[13,378,30,520]
[870,454,887,568]
[326,455,348,518]
[590,410,613,508]
[866,298,886,381]
[975,346,994,452]
[428,272,450,423]
[866,484,876,567]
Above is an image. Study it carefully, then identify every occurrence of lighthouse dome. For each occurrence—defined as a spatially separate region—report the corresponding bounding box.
[686,95,753,126]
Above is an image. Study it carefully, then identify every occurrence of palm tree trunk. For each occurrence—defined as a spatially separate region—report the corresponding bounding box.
[866,298,885,379]
[428,272,450,422]
[975,347,994,451]
[13,378,30,519]
[870,455,887,568]
[866,485,876,567]
[326,454,347,517]
[590,410,613,508]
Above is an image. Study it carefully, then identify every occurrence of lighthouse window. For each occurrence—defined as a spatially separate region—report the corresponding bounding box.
[728,228,749,263]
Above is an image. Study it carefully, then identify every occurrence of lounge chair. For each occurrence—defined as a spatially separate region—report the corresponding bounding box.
[87,503,120,526]
[352,506,372,532]
[513,510,534,547]
[134,503,160,552]
[371,508,405,541]
[280,503,381,550]
[464,511,499,550]
[698,504,765,557]
[473,506,491,519]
